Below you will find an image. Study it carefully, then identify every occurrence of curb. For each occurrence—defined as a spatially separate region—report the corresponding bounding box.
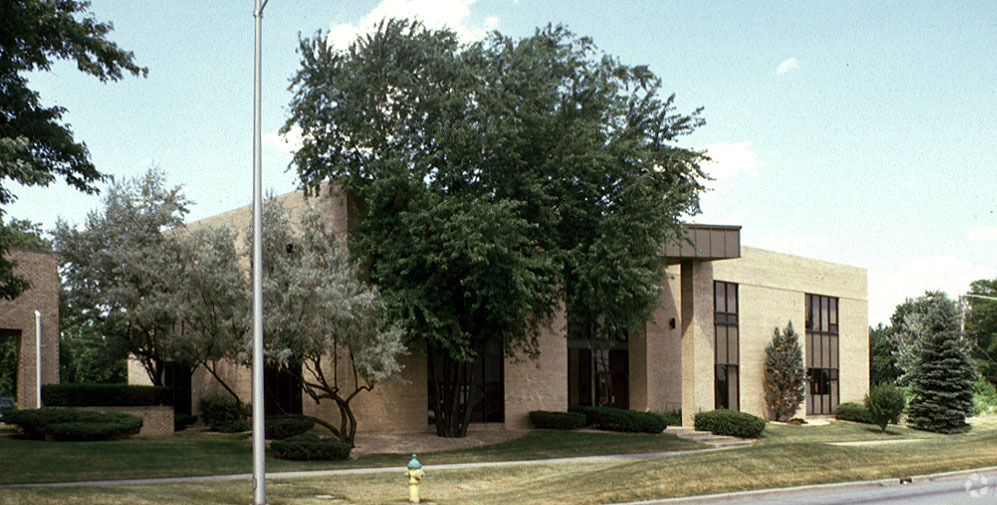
[607,465,997,505]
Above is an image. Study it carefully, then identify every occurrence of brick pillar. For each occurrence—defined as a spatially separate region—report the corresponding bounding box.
[681,260,714,427]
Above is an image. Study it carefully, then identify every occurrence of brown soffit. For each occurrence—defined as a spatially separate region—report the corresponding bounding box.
[664,224,741,263]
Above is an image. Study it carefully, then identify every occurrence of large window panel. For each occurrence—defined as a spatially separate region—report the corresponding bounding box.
[714,281,739,411]
[806,293,839,415]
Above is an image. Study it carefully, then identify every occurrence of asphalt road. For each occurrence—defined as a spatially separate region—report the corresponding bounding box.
[624,469,997,505]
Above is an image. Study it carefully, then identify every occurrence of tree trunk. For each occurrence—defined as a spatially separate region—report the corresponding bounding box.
[428,344,482,438]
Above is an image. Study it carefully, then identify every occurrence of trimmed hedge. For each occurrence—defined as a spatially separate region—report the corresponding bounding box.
[270,434,351,461]
[199,395,250,433]
[658,410,682,427]
[694,409,766,438]
[4,408,142,441]
[42,384,171,407]
[568,405,667,433]
[265,416,315,440]
[528,410,587,430]
[835,402,873,424]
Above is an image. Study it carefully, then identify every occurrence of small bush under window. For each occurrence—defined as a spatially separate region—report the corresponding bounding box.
[270,434,351,461]
[835,402,873,424]
[528,410,587,430]
[265,416,315,440]
[694,409,765,438]
[199,395,250,433]
[568,405,666,433]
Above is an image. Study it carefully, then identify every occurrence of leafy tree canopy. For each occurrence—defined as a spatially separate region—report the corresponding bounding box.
[1,0,146,299]
[966,278,997,378]
[53,167,189,386]
[869,322,901,386]
[258,198,406,444]
[284,19,707,436]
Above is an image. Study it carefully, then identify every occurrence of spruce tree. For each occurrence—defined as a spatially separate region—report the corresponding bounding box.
[764,321,807,421]
[906,296,975,433]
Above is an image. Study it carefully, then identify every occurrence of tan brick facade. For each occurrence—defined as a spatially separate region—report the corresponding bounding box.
[0,248,59,409]
[137,188,869,433]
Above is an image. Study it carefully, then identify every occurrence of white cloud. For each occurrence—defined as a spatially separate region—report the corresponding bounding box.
[690,141,761,224]
[969,226,997,243]
[326,0,494,50]
[776,57,799,74]
[262,127,304,170]
[901,177,915,188]
[868,255,996,325]
[263,127,303,158]
[701,142,759,187]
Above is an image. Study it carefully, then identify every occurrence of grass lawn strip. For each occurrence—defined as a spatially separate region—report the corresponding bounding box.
[3,424,997,505]
[0,429,703,485]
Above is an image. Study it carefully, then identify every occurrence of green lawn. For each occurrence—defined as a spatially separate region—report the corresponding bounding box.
[4,419,997,505]
[0,429,702,485]
[3,423,997,505]
[758,419,942,444]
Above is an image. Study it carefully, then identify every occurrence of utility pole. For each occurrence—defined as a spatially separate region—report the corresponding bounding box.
[252,1,271,504]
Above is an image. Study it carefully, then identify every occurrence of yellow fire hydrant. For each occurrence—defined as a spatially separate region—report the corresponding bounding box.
[406,454,425,503]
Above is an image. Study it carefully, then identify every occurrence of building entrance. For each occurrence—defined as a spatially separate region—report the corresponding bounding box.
[568,340,628,409]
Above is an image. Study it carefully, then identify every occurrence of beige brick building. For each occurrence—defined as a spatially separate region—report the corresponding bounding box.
[0,248,60,409]
[133,189,868,431]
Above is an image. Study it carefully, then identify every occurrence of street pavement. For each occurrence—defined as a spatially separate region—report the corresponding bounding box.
[615,467,997,505]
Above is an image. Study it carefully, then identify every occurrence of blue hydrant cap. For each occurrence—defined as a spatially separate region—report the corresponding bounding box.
[407,454,422,469]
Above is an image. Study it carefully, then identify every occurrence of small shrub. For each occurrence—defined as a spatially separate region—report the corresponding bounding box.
[4,408,142,441]
[694,409,766,438]
[657,410,682,426]
[270,433,351,461]
[835,402,873,424]
[528,410,587,430]
[199,395,248,433]
[266,416,315,439]
[569,406,666,433]
[42,384,171,407]
[174,413,198,431]
[865,384,906,432]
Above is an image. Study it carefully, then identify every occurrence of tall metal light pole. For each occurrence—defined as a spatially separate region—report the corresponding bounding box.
[252,1,271,504]
[35,310,41,408]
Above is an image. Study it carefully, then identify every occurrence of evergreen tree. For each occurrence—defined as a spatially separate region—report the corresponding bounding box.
[764,321,807,421]
[907,295,975,433]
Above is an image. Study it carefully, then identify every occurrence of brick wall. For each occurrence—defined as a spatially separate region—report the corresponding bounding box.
[0,248,59,409]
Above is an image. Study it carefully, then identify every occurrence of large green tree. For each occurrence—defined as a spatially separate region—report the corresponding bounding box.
[965,278,997,379]
[906,293,975,433]
[284,19,707,436]
[1,0,146,300]
[53,168,189,386]
[869,322,901,386]
[887,291,955,386]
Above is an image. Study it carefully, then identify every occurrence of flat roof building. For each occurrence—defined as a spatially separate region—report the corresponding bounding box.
[131,188,868,430]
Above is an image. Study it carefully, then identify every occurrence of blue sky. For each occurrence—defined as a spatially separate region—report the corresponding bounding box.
[7,0,996,325]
